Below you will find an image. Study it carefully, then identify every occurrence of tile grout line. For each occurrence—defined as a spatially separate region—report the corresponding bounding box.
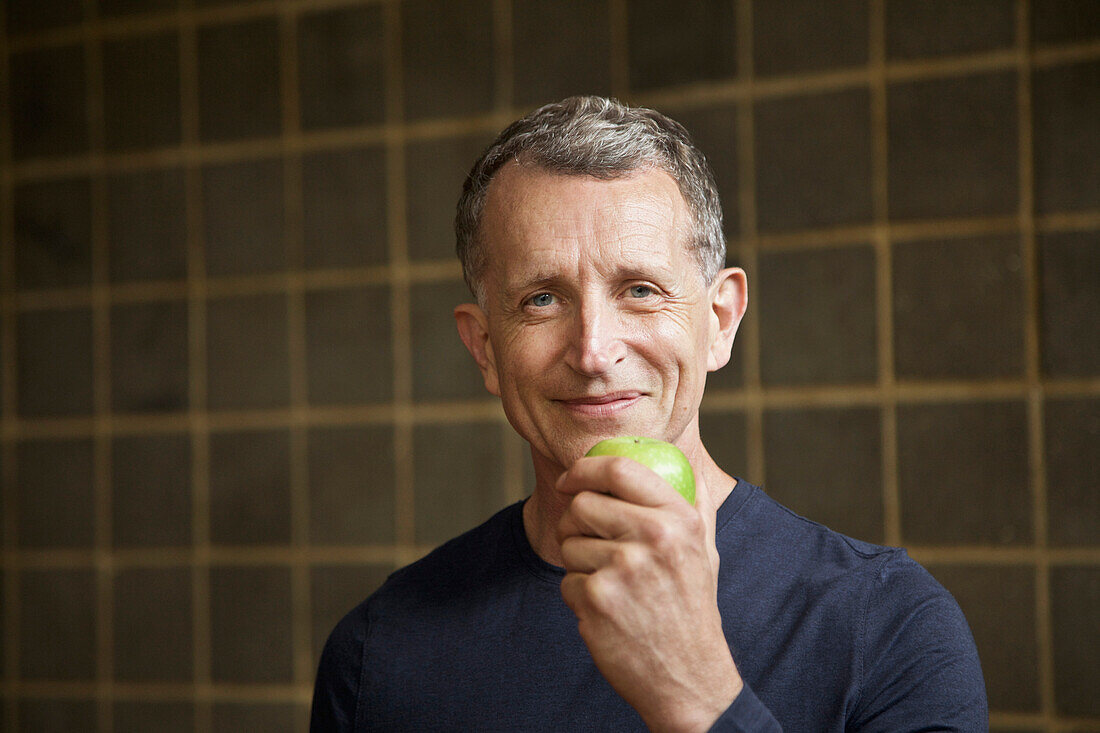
[176,2,213,729]
[2,377,1098,443]
[382,0,416,565]
[4,43,1099,186]
[868,0,901,548]
[276,0,315,712]
[82,0,118,725]
[0,209,1096,318]
[491,0,527,505]
[733,0,765,487]
[0,2,22,726]
[1016,0,1056,725]
[7,541,1100,572]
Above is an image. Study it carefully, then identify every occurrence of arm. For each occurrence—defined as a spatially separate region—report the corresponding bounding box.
[849,555,987,731]
[310,605,369,733]
[557,455,774,732]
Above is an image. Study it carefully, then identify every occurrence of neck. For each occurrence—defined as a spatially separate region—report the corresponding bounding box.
[521,436,736,568]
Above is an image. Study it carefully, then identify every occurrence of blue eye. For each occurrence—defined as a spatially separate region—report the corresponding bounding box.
[530,293,555,307]
[628,285,653,298]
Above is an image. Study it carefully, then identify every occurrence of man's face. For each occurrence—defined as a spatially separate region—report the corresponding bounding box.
[460,163,728,470]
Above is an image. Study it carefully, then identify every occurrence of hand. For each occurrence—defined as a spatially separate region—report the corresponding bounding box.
[556,455,743,732]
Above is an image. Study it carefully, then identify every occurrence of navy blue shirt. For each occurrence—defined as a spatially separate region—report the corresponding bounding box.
[312,480,987,731]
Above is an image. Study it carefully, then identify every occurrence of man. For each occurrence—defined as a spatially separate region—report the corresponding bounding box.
[311,96,986,731]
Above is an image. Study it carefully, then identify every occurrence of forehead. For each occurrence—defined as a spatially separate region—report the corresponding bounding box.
[478,163,694,288]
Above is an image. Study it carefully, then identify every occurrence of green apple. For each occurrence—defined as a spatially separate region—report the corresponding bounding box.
[585,436,696,505]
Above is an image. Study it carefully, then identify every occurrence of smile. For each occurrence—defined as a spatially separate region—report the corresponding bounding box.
[556,391,643,417]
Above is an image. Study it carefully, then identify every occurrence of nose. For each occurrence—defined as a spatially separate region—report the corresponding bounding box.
[564,299,627,377]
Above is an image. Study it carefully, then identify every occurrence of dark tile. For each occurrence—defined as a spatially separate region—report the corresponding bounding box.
[311,564,392,660]
[202,158,286,276]
[197,18,281,141]
[886,0,1016,59]
[298,4,386,130]
[1045,397,1099,546]
[206,293,290,409]
[753,0,868,76]
[1040,230,1100,376]
[754,88,874,233]
[305,286,392,405]
[512,0,613,106]
[674,103,740,238]
[209,429,291,545]
[413,422,507,545]
[410,279,488,401]
[758,244,877,385]
[17,698,96,732]
[212,702,303,733]
[1050,565,1100,715]
[1033,60,1100,214]
[102,31,181,151]
[16,308,94,417]
[301,146,388,269]
[893,234,1025,379]
[19,568,96,680]
[14,177,92,289]
[100,0,180,16]
[194,0,265,6]
[113,567,192,681]
[308,426,394,544]
[887,71,1018,220]
[699,409,749,480]
[113,701,194,733]
[110,300,189,413]
[897,400,1031,545]
[762,407,883,543]
[9,45,88,159]
[209,566,293,683]
[112,433,192,548]
[925,564,1039,713]
[1031,0,1100,45]
[627,0,737,91]
[107,167,188,282]
[16,438,94,549]
[5,0,83,34]
[401,0,494,121]
[405,132,495,262]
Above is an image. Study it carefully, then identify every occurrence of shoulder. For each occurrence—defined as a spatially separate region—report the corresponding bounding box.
[379,500,526,606]
[311,501,527,728]
[723,484,902,589]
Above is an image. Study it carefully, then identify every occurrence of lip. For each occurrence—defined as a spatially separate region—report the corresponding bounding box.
[555,391,643,417]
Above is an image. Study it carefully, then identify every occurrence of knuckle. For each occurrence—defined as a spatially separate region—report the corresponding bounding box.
[585,572,617,615]
[613,543,648,575]
[605,456,636,485]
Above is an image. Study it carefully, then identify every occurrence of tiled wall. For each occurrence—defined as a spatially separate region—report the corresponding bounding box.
[1,0,1097,731]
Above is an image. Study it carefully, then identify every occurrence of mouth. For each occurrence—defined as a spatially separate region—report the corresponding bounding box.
[555,391,644,417]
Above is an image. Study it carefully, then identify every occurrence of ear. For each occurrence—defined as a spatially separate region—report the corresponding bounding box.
[454,303,501,396]
[705,267,748,372]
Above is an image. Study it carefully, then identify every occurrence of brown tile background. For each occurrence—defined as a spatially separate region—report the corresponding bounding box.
[0,1,1097,730]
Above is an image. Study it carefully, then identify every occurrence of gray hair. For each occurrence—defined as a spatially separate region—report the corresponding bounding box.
[455,96,726,302]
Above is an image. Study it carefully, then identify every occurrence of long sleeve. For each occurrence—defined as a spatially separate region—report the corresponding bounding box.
[708,683,783,732]
[849,554,988,731]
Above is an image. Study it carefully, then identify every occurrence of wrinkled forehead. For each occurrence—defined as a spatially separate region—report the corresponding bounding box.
[477,163,695,288]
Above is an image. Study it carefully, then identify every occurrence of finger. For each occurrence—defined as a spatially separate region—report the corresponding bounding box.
[557,489,656,543]
[557,455,685,508]
[560,535,619,574]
